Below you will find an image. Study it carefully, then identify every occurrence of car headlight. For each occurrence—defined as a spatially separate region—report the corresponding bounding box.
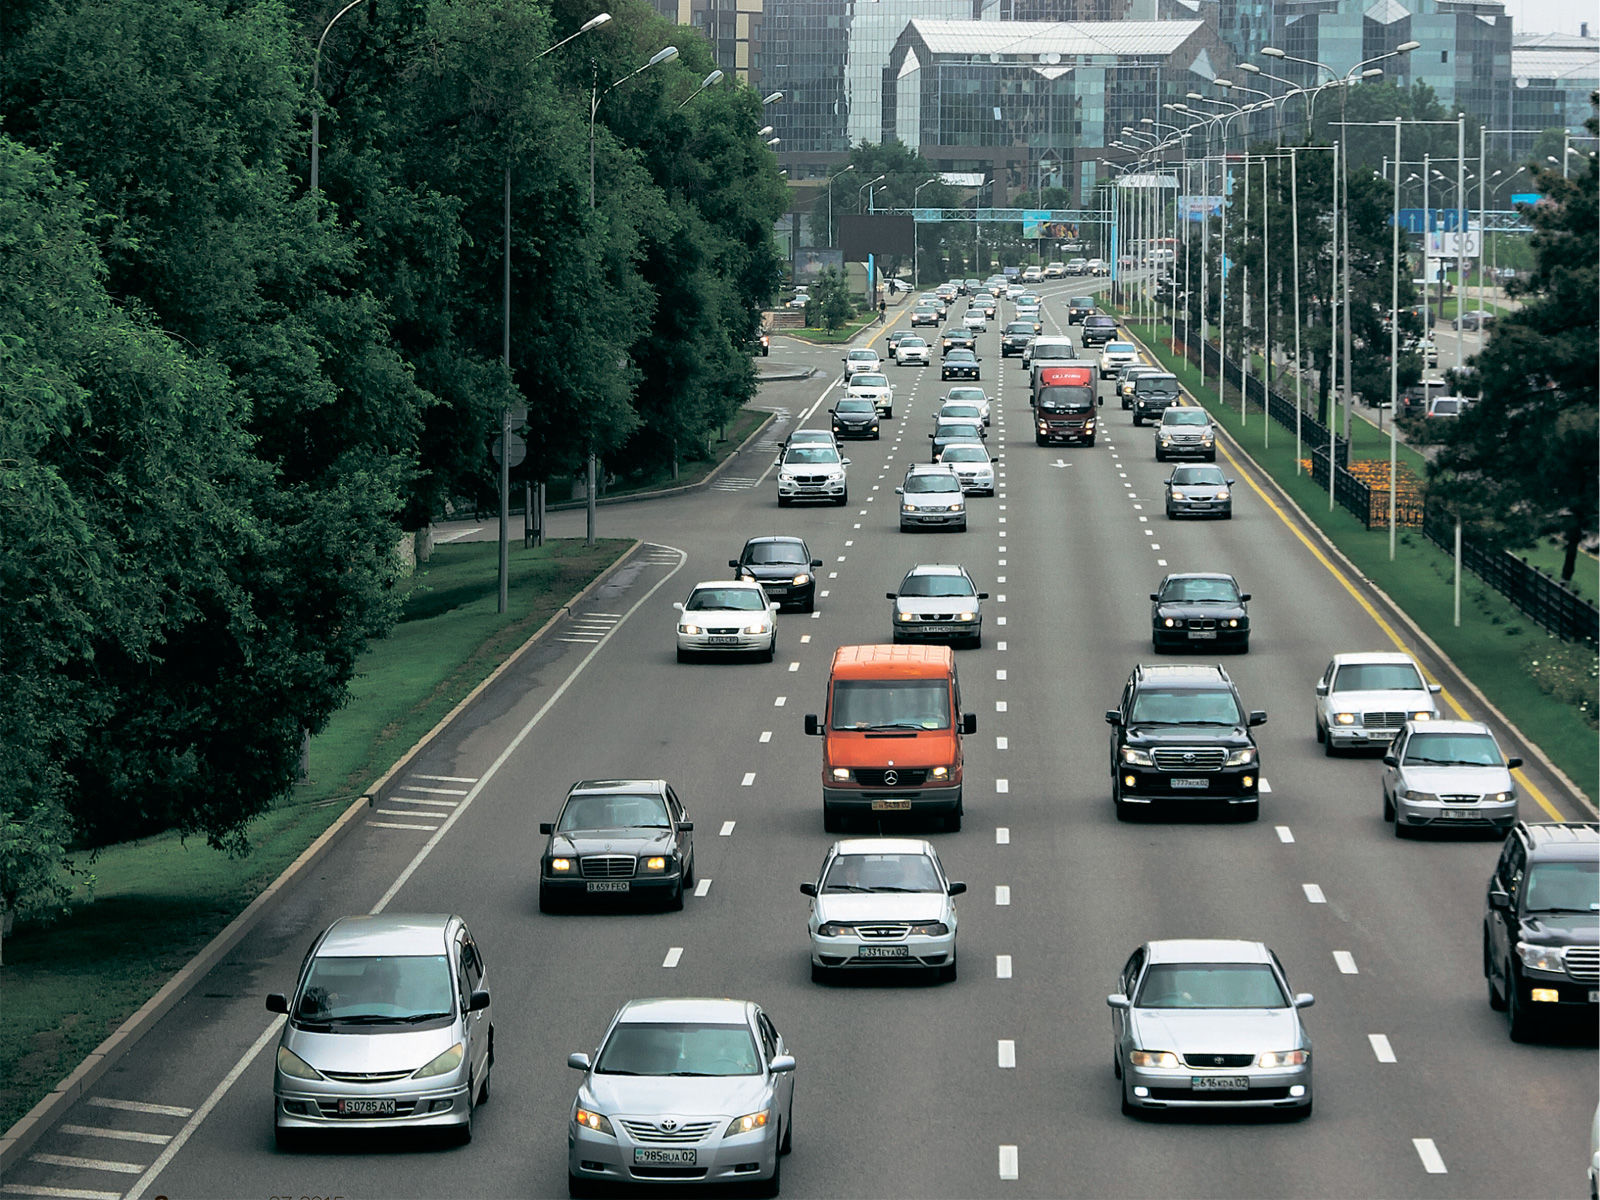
[1411,711,1434,721]
[1332,712,1356,725]
[957,611,976,622]
[1399,788,1439,804]
[896,610,915,622]
[792,573,811,585]
[1489,790,1515,803]
[725,1110,771,1138]
[947,503,963,512]
[903,503,917,513]
[908,922,950,936]
[930,766,949,779]
[575,1107,615,1136]
[1517,943,1567,973]
[550,857,574,872]
[1226,619,1239,628]
[1216,488,1230,500]
[412,1042,464,1080]
[679,624,702,635]
[277,1045,324,1081]
[1038,422,1049,432]
[831,767,851,781]
[744,622,769,635]
[816,922,852,937]
[1257,1049,1308,1068]
[1129,1050,1180,1069]
[1225,746,1257,767]
[639,856,668,873]
[1160,436,1173,445]
[779,473,796,485]
[1120,746,1154,767]
[1163,618,1178,628]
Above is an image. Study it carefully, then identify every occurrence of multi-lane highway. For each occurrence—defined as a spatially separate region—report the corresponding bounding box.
[8,279,1594,1200]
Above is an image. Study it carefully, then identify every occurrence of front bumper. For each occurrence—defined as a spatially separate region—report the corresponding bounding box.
[275,1078,472,1134]
[894,616,981,642]
[778,478,846,501]
[1394,795,1517,832]
[1157,437,1214,458]
[1167,497,1231,517]
[898,352,930,365]
[570,1119,778,1189]
[900,508,967,529]
[1116,766,1258,804]
[1038,420,1096,444]
[1152,625,1248,650]
[941,366,980,380]
[823,782,962,818]
[833,422,879,438]
[811,930,955,971]
[1326,722,1402,750]
[677,630,772,654]
[1511,967,1600,1015]
[951,473,995,494]
[1123,1060,1311,1111]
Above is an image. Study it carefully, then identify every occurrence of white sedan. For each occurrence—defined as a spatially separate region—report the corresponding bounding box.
[847,371,894,416]
[938,443,996,495]
[674,580,778,663]
[800,838,965,982]
[1099,341,1139,379]
[962,308,988,332]
[843,348,881,379]
[895,336,931,366]
[942,385,991,425]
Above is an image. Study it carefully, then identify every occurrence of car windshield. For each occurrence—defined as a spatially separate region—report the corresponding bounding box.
[946,351,975,362]
[1136,963,1289,1009]
[941,446,986,463]
[788,431,831,444]
[784,447,841,465]
[1087,317,1114,326]
[1162,408,1207,425]
[686,588,766,612]
[1160,577,1240,603]
[1071,297,1093,306]
[830,679,952,731]
[821,852,941,894]
[848,352,876,363]
[296,955,454,1026]
[852,374,887,388]
[558,792,671,831]
[1105,343,1135,355]
[1523,861,1600,914]
[1332,662,1425,692]
[1171,467,1226,486]
[1037,385,1094,412]
[947,389,984,403]
[1401,732,1502,767]
[744,542,806,565]
[836,399,874,414]
[940,405,981,421]
[595,1021,761,1077]
[1006,323,1033,334]
[1128,687,1244,726]
[905,473,961,494]
[900,337,925,347]
[934,424,981,440]
[1032,344,1072,361]
[899,573,975,598]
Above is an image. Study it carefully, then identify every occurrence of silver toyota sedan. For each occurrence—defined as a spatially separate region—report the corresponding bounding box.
[566,997,795,1196]
[1107,939,1314,1118]
[1382,719,1522,837]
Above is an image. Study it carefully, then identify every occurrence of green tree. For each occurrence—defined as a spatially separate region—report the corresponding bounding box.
[1426,104,1599,582]
[807,266,854,330]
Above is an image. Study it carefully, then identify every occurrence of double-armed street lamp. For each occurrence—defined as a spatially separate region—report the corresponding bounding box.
[912,176,939,286]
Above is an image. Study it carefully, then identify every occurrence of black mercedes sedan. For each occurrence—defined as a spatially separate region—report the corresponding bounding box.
[731,534,823,611]
[1150,572,1251,653]
[539,779,696,912]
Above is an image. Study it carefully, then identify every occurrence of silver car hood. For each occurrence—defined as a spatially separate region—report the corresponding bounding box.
[895,595,978,617]
[1396,764,1513,794]
[284,1024,460,1073]
[813,893,949,924]
[1129,1007,1301,1054]
[581,1073,772,1119]
[903,493,963,510]
[1325,688,1434,714]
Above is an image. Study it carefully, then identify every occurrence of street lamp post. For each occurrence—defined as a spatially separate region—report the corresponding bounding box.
[679,68,723,108]
[913,176,939,287]
[825,164,856,250]
[309,0,367,200]
[858,175,886,304]
[585,44,679,548]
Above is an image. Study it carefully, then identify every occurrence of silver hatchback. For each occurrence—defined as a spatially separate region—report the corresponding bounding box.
[267,913,492,1148]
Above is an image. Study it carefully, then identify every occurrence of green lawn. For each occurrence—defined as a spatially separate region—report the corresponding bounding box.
[1127,321,1598,805]
[0,537,629,1136]
[591,408,772,503]
[784,313,882,344]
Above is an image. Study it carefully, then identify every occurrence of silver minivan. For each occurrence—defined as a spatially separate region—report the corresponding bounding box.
[267,913,493,1148]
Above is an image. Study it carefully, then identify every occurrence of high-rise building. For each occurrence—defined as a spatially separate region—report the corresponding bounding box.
[660,0,767,84]
[1508,31,1600,158]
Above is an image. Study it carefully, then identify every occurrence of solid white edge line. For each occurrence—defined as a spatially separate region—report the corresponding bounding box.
[1,1186,123,1200]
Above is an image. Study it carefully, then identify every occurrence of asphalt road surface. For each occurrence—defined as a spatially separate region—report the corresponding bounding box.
[10,279,1594,1200]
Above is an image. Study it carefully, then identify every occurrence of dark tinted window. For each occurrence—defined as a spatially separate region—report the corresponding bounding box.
[745,541,807,565]
[1136,963,1288,1009]
[831,679,952,730]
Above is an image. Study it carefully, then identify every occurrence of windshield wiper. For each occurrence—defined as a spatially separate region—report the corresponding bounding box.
[1402,756,1455,765]
[328,1013,444,1026]
[823,884,873,893]
[666,1070,726,1077]
[867,886,929,893]
[857,721,931,731]
[1524,906,1598,915]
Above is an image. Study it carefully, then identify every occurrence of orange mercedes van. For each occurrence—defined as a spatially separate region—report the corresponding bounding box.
[803,644,976,832]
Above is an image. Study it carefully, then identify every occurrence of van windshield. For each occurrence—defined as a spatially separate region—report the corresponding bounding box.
[296,955,455,1028]
[1038,385,1094,412]
[1032,344,1073,362]
[831,679,952,731]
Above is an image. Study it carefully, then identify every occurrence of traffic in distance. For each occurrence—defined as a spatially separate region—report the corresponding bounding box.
[18,258,1589,1200]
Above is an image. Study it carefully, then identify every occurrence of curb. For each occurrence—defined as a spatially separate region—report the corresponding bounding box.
[1122,327,1593,815]
[549,410,778,512]
[0,539,646,1173]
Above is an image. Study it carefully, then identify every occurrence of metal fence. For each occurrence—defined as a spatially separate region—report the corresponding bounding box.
[1171,332,1598,646]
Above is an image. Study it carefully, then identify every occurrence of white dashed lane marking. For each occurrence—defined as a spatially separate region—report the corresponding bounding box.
[759,731,772,743]
[1413,1139,1447,1174]
[1333,951,1359,974]
[1369,1034,1397,1063]
[1303,883,1327,904]
[662,947,683,968]
[774,696,786,706]
[998,1145,1020,1181]
[720,821,736,836]
[996,827,1010,845]
[997,1040,1017,1068]
[741,772,756,786]
[995,955,1013,979]
[995,885,1010,905]
[995,779,1009,793]
[1276,825,1294,843]
[995,737,1008,750]
[694,879,712,898]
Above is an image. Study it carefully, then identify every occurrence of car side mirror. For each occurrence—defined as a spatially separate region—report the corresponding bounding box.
[811,559,823,568]
[678,821,693,832]
[1427,683,1442,694]
[266,993,289,1014]
[1382,754,1398,767]
[799,882,818,897]
[886,592,898,600]
[1506,756,1523,770]
[894,488,905,496]
[728,560,741,569]
[1106,994,1131,1011]
[769,603,779,614]
[928,433,935,439]
[468,988,491,1013]
[1149,593,1159,602]
[1315,682,1329,697]
[1227,479,1236,486]
[1248,710,1268,726]
[568,1052,592,1071]
[672,601,685,612]
[841,458,851,466]
[539,821,554,835]
[804,714,821,736]
[1239,593,1252,602]
[1488,888,1512,911]
[978,592,990,600]
[769,1054,797,1075]
[947,881,968,897]
[1105,709,1123,726]
[961,713,978,735]
[1292,992,1315,1010]
[1097,396,1104,406]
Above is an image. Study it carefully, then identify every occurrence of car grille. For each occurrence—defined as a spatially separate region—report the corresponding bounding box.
[1439,793,1482,804]
[856,923,911,940]
[855,768,929,787]
[1180,617,1218,630]
[620,1118,717,1143]
[1361,711,1406,728]
[1181,1053,1256,1068]
[703,626,739,636]
[321,1069,414,1083]
[906,611,960,622]
[1151,747,1227,771]
[1565,946,1600,983]
[791,473,834,485]
[581,855,637,879]
[315,1099,419,1118]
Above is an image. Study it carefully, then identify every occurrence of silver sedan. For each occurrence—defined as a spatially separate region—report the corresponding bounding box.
[566,997,795,1197]
[1382,719,1522,837]
[1108,938,1314,1118]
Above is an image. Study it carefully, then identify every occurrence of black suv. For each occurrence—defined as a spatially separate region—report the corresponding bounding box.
[1081,313,1118,346]
[1105,664,1266,822]
[1067,296,1096,324]
[1483,821,1599,1040]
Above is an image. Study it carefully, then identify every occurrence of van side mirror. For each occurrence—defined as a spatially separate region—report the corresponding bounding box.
[468,988,491,1013]
[266,993,289,1014]
[804,714,821,736]
[1248,711,1268,727]
[961,713,978,735]
[1506,757,1523,770]
[799,882,817,897]
[539,821,554,835]
[947,881,968,897]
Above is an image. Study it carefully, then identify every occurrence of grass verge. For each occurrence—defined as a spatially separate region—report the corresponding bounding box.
[1126,321,1598,805]
[781,314,881,344]
[0,537,630,1136]
[588,408,772,503]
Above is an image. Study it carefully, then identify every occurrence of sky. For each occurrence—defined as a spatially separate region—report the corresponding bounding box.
[1499,0,1599,36]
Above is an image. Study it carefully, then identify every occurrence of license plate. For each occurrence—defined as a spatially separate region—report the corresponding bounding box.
[634,1148,698,1165]
[1171,778,1209,789]
[587,880,630,892]
[871,798,912,811]
[857,945,910,958]
[1188,630,1217,639]
[1440,809,1474,820]
[1191,1076,1248,1091]
[338,1098,397,1115]
[918,625,958,633]
[706,636,738,645]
